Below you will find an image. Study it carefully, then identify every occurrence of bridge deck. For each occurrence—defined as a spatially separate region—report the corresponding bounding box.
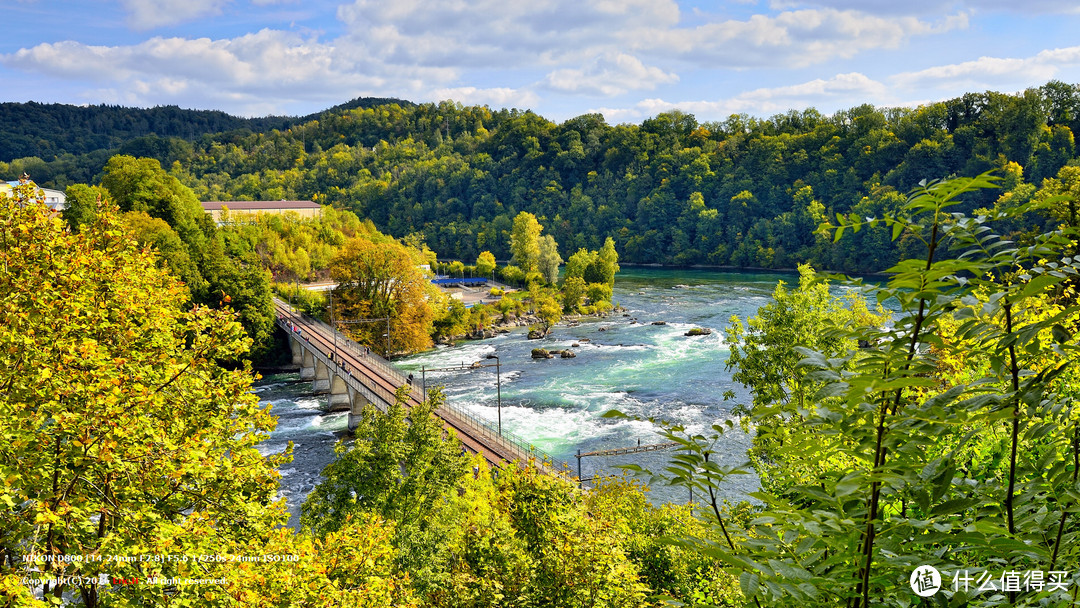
[273,299,554,470]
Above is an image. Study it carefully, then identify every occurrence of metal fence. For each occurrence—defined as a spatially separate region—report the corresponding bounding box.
[274,298,570,473]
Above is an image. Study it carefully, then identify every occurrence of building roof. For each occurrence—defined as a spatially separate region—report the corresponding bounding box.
[200,200,321,211]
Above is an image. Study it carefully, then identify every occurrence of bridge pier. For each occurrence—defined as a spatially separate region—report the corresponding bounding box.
[299,347,316,381]
[313,359,331,394]
[289,336,303,366]
[288,331,373,427]
[328,374,350,410]
[348,389,373,432]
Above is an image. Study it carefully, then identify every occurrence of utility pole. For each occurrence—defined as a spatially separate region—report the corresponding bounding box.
[486,354,502,436]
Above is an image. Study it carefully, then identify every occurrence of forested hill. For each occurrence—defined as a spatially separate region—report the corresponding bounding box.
[0,97,414,163]
[5,83,1080,273]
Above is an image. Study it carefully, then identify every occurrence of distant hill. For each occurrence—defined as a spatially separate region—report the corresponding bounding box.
[4,85,1079,274]
[0,97,414,163]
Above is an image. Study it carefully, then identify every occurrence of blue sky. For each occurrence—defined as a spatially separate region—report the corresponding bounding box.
[5,0,1080,124]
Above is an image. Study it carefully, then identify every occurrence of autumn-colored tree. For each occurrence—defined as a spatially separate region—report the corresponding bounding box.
[330,235,434,356]
[0,183,288,606]
[475,250,496,279]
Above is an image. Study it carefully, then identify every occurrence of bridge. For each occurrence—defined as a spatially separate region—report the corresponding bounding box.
[274,298,557,469]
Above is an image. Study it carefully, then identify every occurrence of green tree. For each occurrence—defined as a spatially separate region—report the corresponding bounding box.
[564,248,596,282]
[302,388,468,590]
[725,264,885,413]
[0,184,287,606]
[642,173,1080,607]
[100,155,212,259]
[510,211,542,273]
[562,276,586,312]
[448,260,465,278]
[595,236,620,286]
[61,183,110,231]
[537,234,562,285]
[585,282,613,310]
[534,290,562,331]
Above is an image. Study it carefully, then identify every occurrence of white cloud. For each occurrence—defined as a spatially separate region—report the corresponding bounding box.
[2,29,458,115]
[336,0,680,69]
[336,0,964,71]
[635,9,968,68]
[431,87,539,108]
[592,72,890,123]
[0,0,992,117]
[769,0,1080,15]
[891,45,1080,90]
[120,0,232,29]
[542,53,677,96]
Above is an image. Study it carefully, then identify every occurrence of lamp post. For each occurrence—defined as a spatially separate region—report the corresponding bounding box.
[485,354,502,436]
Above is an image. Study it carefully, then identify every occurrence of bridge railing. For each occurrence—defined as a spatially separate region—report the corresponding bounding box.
[275,313,404,412]
[275,299,571,473]
[431,390,569,473]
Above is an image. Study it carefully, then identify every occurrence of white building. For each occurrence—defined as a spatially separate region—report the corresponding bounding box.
[1,175,66,212]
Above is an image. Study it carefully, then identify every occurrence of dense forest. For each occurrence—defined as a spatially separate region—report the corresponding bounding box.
[3,82,1080,273]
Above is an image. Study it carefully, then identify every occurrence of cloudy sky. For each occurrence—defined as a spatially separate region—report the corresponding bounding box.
[4,0,1080,124]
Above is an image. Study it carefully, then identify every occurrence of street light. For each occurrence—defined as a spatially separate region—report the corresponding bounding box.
[485,354,502,436]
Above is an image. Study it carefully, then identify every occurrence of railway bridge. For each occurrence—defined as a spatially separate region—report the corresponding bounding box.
[275,298,555,469]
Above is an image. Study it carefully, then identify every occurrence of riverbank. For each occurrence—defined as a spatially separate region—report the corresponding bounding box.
[435,306,625,345]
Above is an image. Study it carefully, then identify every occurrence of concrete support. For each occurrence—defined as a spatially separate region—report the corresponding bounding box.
[276,319,385,434]
[289,336,303,366]
[348,389,373,432]
[300,348,315,381]
[328,374,351,410]
[312,359,331,394]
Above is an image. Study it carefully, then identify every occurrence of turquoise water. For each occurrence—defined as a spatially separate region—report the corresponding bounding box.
[397,267,800,504]
[258,268,802,520]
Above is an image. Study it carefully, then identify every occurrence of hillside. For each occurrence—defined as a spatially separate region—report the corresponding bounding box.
[3,83,1079,273]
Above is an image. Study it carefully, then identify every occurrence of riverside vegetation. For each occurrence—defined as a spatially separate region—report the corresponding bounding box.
[57,154,619,360]
[6,168,1079,606]
[3,82,1080,605]
[609,173,1080,606]
[1,183,729,607]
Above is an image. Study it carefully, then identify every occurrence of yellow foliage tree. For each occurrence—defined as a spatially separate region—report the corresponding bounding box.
[329,236,433,356]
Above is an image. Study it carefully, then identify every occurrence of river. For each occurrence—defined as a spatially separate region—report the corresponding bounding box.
[256,267,801,525]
